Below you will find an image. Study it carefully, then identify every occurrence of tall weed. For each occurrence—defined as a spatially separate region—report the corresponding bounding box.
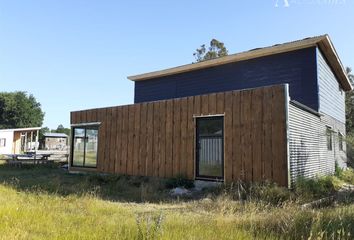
[135,212,164,240]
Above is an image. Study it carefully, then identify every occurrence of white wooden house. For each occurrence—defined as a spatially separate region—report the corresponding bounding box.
[0,127,41,155]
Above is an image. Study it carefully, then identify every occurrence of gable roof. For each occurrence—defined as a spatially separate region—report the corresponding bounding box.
[43,132,68,138]
[128,35,352,91]
[0,127,41,132]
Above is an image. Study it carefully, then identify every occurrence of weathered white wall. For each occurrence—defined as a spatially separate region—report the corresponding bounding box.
[0,130,14,155]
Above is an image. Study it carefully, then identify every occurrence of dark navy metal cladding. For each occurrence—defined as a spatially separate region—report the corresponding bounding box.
[134,47,319,111]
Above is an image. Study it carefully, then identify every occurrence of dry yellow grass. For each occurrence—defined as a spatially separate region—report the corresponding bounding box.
[0,163,353,239]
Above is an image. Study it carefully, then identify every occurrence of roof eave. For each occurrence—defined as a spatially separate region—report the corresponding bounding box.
[0,127,41,132]
[128,35,353,92]
[317,35,353,91]
[127,36,324,82]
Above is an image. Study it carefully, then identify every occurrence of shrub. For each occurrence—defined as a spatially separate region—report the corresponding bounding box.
[346,134,354,168]
[248,183,291,205]
[207,181,292,206]
[335,161,344,177]
[337,168,354,185]
[165,175,194,189]
[88,174,122,184]
[295,176,338,201]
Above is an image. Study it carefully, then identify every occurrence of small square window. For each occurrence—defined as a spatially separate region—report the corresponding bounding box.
[338,133,343,151]
[0,138,6,147]
[326,127,332,151]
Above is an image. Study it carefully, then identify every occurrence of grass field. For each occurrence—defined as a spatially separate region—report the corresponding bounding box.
[0,161,353,239]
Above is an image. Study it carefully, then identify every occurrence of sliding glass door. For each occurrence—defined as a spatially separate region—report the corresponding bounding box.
[71,125,99,168]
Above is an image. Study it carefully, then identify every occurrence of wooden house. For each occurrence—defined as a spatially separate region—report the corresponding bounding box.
[70,35,352,187]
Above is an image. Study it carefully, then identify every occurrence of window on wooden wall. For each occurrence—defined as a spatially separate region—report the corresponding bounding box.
[338,132,343,151]
[326,127,332,151]
[0,138,6,147]
[71,125,99,168]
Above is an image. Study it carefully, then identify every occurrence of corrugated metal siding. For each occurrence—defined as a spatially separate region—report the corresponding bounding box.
[135,48,318,111]
[289,103,321,182]
[319,114,347,170]
[288,103,347,184]
[317,49,346,123]
[199,138,223,165]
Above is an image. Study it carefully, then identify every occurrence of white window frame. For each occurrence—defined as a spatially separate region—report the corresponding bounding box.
[0,138,6,147]
[338,132,344,151]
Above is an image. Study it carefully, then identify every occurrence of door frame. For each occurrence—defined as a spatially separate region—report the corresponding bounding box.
[70,123,101,169]
[195,115,225,181]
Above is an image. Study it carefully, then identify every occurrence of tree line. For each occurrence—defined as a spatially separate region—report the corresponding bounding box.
[0,91,69,141]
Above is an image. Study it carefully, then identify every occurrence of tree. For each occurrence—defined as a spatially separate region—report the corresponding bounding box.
[193,39,228,62]
[39,126,50,142]
[345,67,354,167]
[53,124,71,136]
[0,91,44,129]
[346,67,354,135]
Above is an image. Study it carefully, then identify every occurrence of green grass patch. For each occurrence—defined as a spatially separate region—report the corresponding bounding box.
[337,168,354,185]
[295,176,340,201]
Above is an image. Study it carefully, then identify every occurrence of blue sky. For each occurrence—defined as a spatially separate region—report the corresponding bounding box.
[1,0,353,129]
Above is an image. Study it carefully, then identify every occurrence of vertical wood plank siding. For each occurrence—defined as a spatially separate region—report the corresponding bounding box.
[71,85,288,186]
